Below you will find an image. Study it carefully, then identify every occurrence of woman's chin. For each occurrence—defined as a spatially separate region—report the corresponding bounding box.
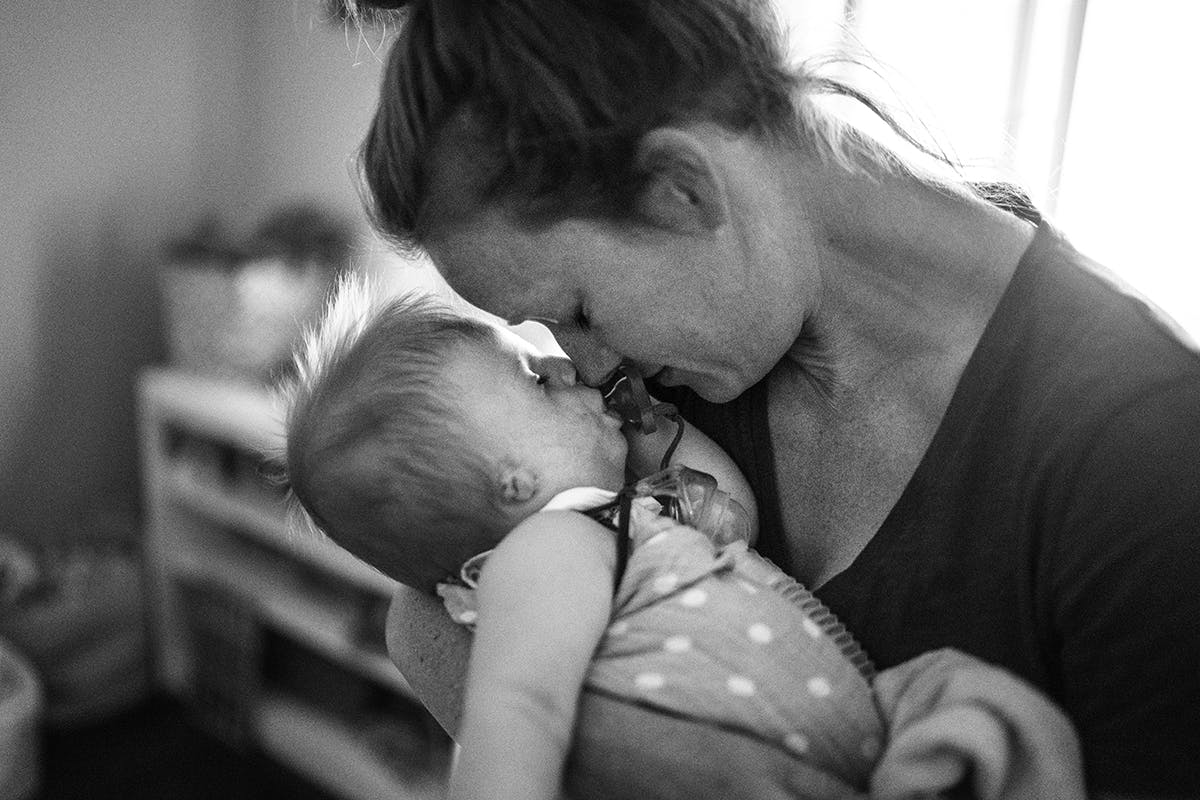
[658,368,747,404]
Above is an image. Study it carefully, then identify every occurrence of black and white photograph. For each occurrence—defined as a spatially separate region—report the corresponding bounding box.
[1,2,1197,799]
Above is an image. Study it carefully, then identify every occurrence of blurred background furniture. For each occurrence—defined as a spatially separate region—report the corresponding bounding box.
[0,637,43,800]
[138,367,449,800]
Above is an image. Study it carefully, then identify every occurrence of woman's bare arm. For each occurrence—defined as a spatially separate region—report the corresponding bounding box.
[624,408,759,542]
[386,583,471,736]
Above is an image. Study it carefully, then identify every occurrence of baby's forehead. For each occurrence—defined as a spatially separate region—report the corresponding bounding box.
[486,324,542,360]
[442,325,528,378]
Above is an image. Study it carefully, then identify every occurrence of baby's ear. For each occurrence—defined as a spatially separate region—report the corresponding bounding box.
[497,462,540,506]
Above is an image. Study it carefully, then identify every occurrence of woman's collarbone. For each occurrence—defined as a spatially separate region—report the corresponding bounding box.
[767,374,935,585]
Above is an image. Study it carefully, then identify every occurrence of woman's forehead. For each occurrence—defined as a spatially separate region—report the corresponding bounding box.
[428,214,579,319]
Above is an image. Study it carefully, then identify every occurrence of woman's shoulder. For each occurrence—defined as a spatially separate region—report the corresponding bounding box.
[975,220,1200,428]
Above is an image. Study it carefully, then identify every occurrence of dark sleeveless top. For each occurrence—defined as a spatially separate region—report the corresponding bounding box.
[649,195,1200,796]
[655,185,1042,577]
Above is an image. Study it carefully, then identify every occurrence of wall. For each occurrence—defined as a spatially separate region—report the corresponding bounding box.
[0,1,422,545]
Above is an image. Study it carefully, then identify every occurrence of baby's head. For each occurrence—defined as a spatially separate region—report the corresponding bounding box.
[279,276,628,592]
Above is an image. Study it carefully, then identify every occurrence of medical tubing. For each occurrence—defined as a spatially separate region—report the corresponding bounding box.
[752,553,876,683]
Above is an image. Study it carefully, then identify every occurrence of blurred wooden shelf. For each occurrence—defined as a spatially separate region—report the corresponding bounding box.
[255,693,443,800]
[138,366,441,799]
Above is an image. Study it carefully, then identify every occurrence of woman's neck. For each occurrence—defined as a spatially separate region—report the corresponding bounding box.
[784,161,1034,410]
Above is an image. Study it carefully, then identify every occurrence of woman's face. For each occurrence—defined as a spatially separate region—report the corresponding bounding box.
[427,207,811,403]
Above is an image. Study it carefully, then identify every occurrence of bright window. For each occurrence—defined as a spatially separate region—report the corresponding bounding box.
[775,0,1200,337]
[1054,3,1200,337]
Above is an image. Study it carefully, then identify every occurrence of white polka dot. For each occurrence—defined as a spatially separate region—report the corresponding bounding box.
[783,733,809,754]
[860,737,881,760]
[643,531,670,547]
[652,573,680,594]
[802,617,823,639]
[806,676,833,697]
[663,635,692,653]
[458,610,478,625]
[747,623,773,644]
[635,672,665,691]
[679,588,708,607]
[726,675,756,696]
[737,579,759,595]
[608,620,630,636]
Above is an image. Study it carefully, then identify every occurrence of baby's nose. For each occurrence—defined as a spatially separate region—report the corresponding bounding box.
[532,354,578,387]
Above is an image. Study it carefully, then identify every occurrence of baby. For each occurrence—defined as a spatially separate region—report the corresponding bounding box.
[276,276,1085,800]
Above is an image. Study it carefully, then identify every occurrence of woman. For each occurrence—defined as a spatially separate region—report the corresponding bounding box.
[352,1,1200,796]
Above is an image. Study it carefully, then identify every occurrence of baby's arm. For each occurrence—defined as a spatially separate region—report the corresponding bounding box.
[624,406,759,541]
[449,510,617,800]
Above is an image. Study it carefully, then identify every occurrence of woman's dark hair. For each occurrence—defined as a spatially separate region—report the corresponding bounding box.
[357,0,800,253]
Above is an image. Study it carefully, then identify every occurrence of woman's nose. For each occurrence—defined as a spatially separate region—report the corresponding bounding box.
[554,330,622,387]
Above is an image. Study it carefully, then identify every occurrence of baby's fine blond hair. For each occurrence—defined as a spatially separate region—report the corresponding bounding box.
[276,273,512,592]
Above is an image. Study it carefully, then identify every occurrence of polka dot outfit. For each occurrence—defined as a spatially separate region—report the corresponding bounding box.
[593,507,884,788]
[439,490,886,790]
